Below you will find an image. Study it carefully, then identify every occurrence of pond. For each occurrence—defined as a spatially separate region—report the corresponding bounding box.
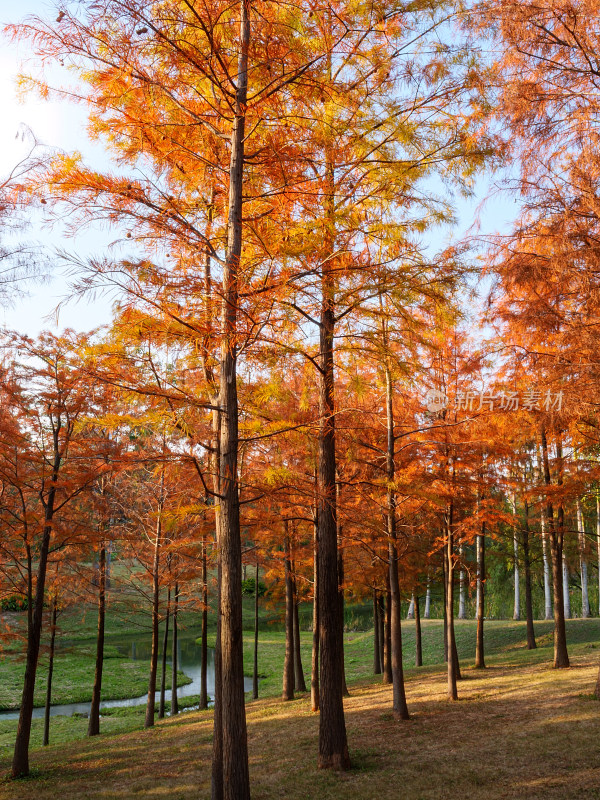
[0,633,253,721]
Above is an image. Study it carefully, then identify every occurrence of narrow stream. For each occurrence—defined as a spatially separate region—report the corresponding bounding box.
[0,633,253,721]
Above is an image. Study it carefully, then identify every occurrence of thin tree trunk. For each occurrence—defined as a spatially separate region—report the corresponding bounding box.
[414,593,422,667]
[443,546,448,663]
[373,590,381,674]
[522,500,536,649]
[541,424,569,668]
[89,544,106,734]
[12,433,60,779]
[475,524,486,669]
[145,486,163,729]
[577,500,590,618]
[511,493,520,621]
[541,507,553,620]
[562,555,571,619]
[424,576,431,619]
[458,544,466,620]
[383,582,392,684]
[378,593,385,670]
[311,507,319,712]
[252,560,259,700]
[384,364,408,717]
[158,587,171,719]
[171,581,179,716]
[200,540,209,710]
[406,595,414,619]
[293,574,307,692]
[283,519,295,701]
[43,595,58,747]
[446,505,458,701]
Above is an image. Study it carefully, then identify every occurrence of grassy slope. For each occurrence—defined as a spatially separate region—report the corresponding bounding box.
[2,618,600,798]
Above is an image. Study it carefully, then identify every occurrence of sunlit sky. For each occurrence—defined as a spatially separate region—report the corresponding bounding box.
[0,1,517,340]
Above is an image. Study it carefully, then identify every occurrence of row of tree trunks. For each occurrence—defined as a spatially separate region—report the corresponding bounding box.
[200,540,209,710]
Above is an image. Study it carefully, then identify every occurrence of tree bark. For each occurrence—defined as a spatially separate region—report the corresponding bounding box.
[158,587,171,719]
[541,507,553,620]
[577,500,590,618]
[293,573,307,692]
[446,506,458,701]
[385,364,408,717]
[171,581,179,716]
[213,2,252,794]
[414,593,422,668]
[43,595,58,747]
[424,576,431,619]
[383,583,392,684]
[458,545,466,620]
[252,560,259,700]
[511,493,520,621]
[89,544,106,734]
[311,507,319,712]
[373,590,381,674]
[522,500,536,649]
[378,593,385,670]
[541,424,569,668]
[283,519,295,701]
[145,487,162,729]
[316,245,349,770]
[200,540,209,710]
[475,524,486,669]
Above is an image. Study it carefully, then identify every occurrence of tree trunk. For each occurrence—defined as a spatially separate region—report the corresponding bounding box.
[383,583,392,684]
[458,545,466,620]
[200,540,209,710]
[12,435,60,778]
[89,544,106,735]
[541,508,553,620]
[475,524,486,669]
[213,2,252,794]
[511,493,520,621]
[541,424,569,668]
[316,189,349,768]
[283,520,295,701]
[373,590,381,674]
[171,581,179,716]
[443,547,448,663]
[252,560,259,700]
[424,576,431,619]
[145,495,162,729]
[378,593,385,670]
[43,595,58,747]
[522,500,536,650]
[577,500,590,618]
[385,364,408,717]
[562,555,571,619]
[293,574,307,692]
[406,595,415,619]
[311,508,319,712]
[446,507,458,701]
[414,593,422,667]
[158,587,171,719]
